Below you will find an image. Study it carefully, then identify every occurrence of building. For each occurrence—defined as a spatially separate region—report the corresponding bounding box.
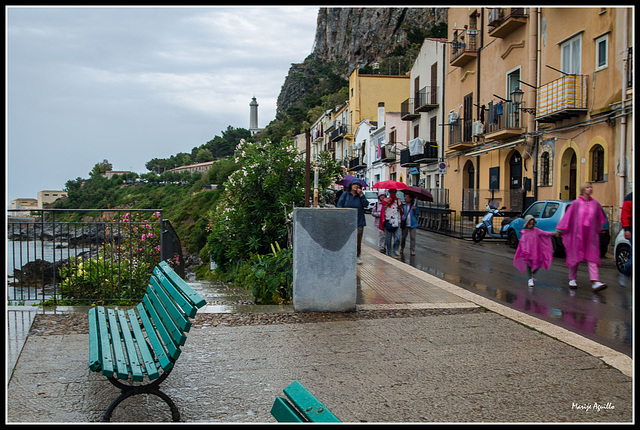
[249,96,264,136]
[37,190,68,208]
[10,198,38,213]
[166,161,215,175]
[400,38,448,190]
[443,7,633,233]
[103,170,132,179]
[347,69,410,176]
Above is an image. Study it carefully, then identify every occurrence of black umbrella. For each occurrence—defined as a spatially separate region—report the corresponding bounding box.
[405,186,433,202]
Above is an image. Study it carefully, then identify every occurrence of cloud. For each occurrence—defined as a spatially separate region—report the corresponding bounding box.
[6,6,318,205]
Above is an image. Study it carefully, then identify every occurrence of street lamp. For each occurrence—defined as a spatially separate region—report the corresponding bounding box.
[511,87,536,114]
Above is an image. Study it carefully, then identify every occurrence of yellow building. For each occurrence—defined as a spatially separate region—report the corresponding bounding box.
[444,7,633,233]
[347,69,410,177]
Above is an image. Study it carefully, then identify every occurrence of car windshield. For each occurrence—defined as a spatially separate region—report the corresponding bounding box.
[524,202,545,218]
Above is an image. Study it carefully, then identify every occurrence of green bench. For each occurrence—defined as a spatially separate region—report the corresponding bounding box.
[271,380,341,423]
[88,261,206,422]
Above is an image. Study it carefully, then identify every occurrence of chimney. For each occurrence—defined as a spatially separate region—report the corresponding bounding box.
[377,102,385,128]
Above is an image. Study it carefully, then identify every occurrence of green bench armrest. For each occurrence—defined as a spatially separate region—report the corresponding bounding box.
[271,380,341,423]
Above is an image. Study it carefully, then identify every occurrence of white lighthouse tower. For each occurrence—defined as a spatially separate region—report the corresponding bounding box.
[249,96,263,135]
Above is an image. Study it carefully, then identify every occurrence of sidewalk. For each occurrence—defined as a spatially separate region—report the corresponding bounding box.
[6,245,634,423]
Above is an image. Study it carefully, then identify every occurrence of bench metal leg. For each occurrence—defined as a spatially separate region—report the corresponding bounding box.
[102,373,180,422]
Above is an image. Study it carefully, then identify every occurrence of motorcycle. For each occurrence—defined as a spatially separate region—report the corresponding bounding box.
[472,202,512,243]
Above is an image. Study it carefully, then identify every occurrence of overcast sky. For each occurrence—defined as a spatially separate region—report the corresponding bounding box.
[6,6,319,207]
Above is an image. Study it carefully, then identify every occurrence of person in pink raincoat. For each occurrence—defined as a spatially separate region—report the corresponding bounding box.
[514,215,554,287]
[555,182,608,292]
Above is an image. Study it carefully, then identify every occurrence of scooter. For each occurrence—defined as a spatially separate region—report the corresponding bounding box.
[472,201,511,242]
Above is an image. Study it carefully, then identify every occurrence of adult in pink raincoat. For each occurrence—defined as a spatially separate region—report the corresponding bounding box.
[555,182,607,292]
[514,215,554,287]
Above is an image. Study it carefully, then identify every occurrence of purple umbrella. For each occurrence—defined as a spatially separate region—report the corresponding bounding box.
[336,175,368,189]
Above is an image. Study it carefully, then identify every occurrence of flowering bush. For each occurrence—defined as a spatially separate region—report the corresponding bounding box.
[207,139,305,270]
[58,211,166,305]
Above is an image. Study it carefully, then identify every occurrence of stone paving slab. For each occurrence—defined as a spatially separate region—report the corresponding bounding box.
[6,312,633,423]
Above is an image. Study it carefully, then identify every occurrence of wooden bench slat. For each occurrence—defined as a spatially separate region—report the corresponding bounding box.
[157,262,206,309]
[88,308,101,372]
[150,276,191,333]
[283,381,341,423]
[152,269,199,319]
[144,289,185,352]
[270,397,306,422]
[97,307,115,377]
[127,308,160,380]
[107,308,129,380]
[137,302,175,372]
[116,309,144,382]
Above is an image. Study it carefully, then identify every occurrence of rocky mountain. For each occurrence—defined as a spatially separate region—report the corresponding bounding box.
[276,7,448,115]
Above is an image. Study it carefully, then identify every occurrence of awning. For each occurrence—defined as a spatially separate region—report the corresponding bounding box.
[465,139,525,157]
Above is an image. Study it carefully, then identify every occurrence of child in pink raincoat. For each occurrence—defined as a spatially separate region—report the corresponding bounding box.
[555,182,607,292]
[514,215,554,287]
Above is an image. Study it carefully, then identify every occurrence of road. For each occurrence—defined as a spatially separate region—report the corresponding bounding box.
[362,214,633,357]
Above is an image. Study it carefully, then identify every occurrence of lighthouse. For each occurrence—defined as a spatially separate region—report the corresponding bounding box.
[249,96,263,135]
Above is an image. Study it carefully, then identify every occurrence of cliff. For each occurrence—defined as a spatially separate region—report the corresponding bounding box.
[276,7,447,115]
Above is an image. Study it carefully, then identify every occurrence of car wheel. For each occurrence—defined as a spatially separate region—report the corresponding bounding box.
[615,244,631,273]
[507,229,519,248]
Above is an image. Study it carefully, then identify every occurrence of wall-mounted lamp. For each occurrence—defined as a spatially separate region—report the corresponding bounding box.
[511,87,536,114]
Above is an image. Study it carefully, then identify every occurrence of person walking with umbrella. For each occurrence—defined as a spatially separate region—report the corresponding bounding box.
[400,193,420,255]
[379,189,404,258]
[337,178,369,264]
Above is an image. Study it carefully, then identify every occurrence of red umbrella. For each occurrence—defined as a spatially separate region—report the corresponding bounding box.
[405,186,433,202]
[372,180,409,190]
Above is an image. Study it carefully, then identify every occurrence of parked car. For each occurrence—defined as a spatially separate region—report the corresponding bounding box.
[614,229,632,273]
[363,191,379,213]
[506,200,610,258]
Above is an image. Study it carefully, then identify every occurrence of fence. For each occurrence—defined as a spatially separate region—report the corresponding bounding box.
[7,209,183,305]
[412,188,524,239]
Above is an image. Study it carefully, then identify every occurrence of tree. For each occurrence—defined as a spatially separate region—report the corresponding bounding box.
[89,159,113,177]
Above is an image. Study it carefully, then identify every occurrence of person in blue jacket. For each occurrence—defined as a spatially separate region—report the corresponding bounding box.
[337,178,369,264]
[400,193,420,255]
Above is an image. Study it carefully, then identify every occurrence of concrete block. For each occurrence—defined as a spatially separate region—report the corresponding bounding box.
[292,208,357,312]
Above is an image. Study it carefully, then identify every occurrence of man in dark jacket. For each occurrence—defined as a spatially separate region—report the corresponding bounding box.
[337,178,369,264]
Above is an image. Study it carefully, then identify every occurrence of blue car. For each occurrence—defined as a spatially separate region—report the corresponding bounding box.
[506,200,611,257]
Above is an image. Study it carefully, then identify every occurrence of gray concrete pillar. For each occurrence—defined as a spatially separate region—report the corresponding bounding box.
[292,208,357,312]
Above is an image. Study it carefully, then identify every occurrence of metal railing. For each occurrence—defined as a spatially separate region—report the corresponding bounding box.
[7,209,183,305]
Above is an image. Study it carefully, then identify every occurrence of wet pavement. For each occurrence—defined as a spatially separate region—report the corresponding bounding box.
[361,216,633,357]
[5,244,634,423]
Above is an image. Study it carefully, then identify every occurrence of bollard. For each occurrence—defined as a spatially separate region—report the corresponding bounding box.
[292,208,357,312]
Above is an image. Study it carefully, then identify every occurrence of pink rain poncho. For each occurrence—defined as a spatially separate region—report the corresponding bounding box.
[513,227,554,274]
[556,196,606,268]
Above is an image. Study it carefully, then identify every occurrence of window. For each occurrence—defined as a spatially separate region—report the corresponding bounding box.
[561,34,582,74]
[540,152,551,186]
[542,202,559,218]
[591,144,605,182]
[595,34,608,71]
[524,201,545,218]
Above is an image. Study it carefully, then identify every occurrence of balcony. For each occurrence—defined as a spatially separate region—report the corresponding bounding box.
[487,8,527,38]
[349,156,367,171]
[450,30,478,67]
[330,124,351,142]
[401,98,420,121]
[400,149,418,167]
[400,140,439,167]
[415,86,439,113]
[447,120,475,151]
[373,145,396,164]
[483,101,524,142]
[536,74,588,123]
